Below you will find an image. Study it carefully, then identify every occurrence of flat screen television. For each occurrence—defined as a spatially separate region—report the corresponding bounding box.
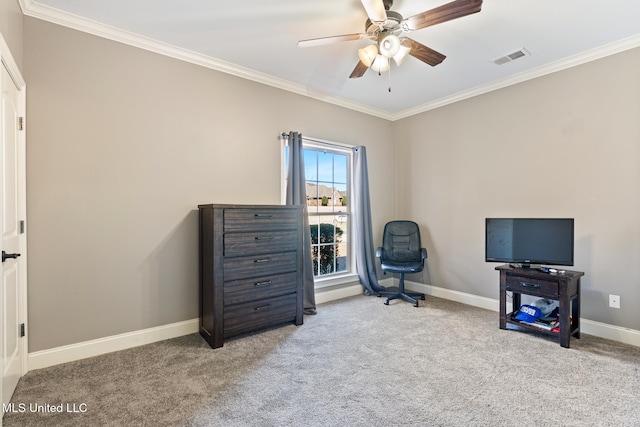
[485,218,574,267]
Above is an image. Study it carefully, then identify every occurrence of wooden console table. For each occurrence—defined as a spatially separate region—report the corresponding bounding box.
[497,265,584,348]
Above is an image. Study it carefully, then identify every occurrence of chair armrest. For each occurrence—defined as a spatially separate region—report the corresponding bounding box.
[376,247,382,258]
[421,248,428,260]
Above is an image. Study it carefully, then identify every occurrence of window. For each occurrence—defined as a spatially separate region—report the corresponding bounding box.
[283,138,353,282]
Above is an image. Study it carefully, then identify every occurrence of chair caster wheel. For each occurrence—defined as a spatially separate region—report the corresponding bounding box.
[384,300,390,305]
[421,296,426,300]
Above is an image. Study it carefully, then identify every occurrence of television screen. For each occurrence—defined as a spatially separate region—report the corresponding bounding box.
[485,218,574,267]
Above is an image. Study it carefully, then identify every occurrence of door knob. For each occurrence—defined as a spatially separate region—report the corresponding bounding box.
[2,251,21,262]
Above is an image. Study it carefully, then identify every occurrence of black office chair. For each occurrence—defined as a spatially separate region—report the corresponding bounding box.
[376,221,427,307]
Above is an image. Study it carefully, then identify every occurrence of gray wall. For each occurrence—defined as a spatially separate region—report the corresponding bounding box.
[393,47,640,331]
[0,0,22,71]
[16,10,640,352]
[23,17,394,352]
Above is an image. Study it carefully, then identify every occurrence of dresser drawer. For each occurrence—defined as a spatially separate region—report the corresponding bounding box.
[224,230,298,257]
[223,251,298,281]
[505,275,558,296]
[224,208,299,232]
[223,294,298,337]
[224,272,298,306]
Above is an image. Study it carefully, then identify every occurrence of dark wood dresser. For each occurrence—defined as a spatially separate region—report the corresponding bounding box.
[198,204,304,349]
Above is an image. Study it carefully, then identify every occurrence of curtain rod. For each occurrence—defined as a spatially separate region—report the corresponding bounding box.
[279,132,355,150]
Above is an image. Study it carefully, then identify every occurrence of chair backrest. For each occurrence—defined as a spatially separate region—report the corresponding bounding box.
[381,221,423,263]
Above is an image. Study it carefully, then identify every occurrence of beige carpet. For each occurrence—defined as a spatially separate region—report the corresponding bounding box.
[4,295,640,426]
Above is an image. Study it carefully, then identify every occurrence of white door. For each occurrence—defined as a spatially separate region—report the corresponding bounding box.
[1,61,25,415]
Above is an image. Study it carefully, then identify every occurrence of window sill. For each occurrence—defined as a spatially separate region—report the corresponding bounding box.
[314,273,360,290]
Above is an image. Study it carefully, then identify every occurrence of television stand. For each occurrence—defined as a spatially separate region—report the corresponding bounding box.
[496,264,584,348]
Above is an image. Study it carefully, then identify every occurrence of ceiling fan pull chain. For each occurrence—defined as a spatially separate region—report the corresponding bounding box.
[388,65,392,93]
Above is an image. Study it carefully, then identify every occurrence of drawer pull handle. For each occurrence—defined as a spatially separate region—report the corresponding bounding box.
[254,280,272,287]
[520,282,540,289]
[255,236,273,240]
[254,304,272,311]
[254,258,271,263]
[254,214,273,218]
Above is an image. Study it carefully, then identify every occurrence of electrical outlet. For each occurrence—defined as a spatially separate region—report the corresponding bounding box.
[609,294,620,309]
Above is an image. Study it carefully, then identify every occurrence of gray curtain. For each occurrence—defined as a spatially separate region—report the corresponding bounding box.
[285,131,317,315]
[353,146,385,295]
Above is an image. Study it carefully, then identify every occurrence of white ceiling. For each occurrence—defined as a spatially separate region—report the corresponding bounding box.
[21,0,640,120]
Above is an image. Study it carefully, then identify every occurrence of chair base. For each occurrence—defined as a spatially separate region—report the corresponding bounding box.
[377,286,425,307]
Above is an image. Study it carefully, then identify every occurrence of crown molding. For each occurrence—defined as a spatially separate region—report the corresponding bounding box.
[17,0,32,14]
[20,1,394,121]
[21,1,640,122]
[392,34,640,121]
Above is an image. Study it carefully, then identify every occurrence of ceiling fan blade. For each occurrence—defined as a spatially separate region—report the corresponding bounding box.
[403,38,446,66]
[349,60,369,79]
[297,33,367,48]
[404,0,483,31]
[361,0,387,23]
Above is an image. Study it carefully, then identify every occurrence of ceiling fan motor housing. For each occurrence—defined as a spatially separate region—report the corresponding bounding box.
[365,10,403,35]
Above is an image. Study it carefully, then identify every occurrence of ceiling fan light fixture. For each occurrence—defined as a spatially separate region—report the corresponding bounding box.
[358,44,378,67]
[393,43,411,66]
[378,34,401,58]
[370,55,390,73]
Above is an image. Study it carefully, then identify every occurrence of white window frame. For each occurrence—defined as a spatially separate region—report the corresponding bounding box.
[281,136,358,289]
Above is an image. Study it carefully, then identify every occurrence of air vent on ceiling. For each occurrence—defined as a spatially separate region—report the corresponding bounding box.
[494,48,530,65]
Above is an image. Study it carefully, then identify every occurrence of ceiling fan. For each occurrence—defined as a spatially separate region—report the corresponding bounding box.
[298,0,483,79]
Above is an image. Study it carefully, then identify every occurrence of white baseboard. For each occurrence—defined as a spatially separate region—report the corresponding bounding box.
[27,285,364,372]
[579,319,640,347]
[404,279,640,348]
[28,319,199,371]
[315,283,363,304]
[27,280,639,371]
